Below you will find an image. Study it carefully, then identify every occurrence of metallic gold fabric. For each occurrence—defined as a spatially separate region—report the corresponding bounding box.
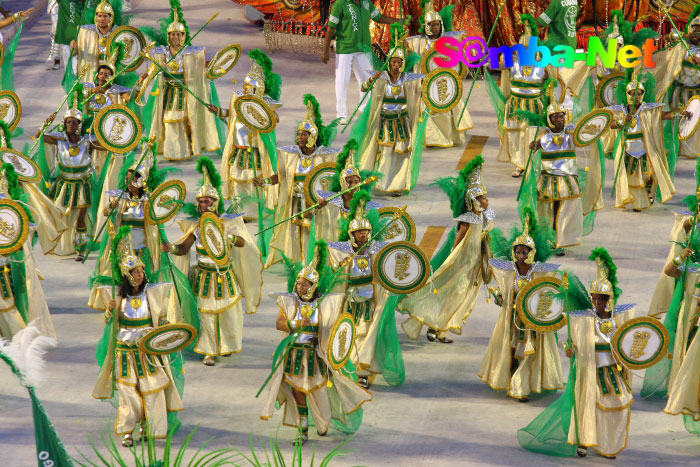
[649,213,690,318]
[400,220,488,337]
[478,264,563,398]
[537,175,582,248]
[567,308,635,457]
[76,26,103,83]
[666,321,700,421]
[667,271,700,389]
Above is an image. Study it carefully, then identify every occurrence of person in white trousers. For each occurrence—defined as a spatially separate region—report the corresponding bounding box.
[321,0,404,123]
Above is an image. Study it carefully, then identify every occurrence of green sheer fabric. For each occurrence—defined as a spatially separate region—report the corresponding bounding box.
[375,295,405,386]
[484,71,506,125]
[517,148,541,216]
[10,248,29,324]
[1,23,22,92]
[518,356,578,457]
[410,110,430,190]
[208,81,225,156]
[349,96,373,154]
[664,118,680,180]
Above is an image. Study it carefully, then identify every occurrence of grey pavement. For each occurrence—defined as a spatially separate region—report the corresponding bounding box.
[0,0,699,465]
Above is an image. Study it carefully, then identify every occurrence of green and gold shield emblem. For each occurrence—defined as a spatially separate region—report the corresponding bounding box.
[328,312,355,370]
[207,43,242,80]
[612,316,669,370]
[0,199,29,255]
[145,180,186,225]
[515,276,566,332]
[94,104,142,154]
[373,241,430,294]
[200,212,230,267]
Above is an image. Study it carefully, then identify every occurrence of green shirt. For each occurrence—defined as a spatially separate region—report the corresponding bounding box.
[328,0,381,55]
[537,0,579,49]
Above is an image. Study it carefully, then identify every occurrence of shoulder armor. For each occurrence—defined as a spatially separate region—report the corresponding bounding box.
[152,46,168,55]
[221,213,244,220]
[532,262,561,272]
[455,212,482,225]
[145,283,170,291]
[82,24,97,31]
[484,208,496,221]
[641,102,663,110]
[109,85,132,93]
[182,46,205,55]
[278,145,300,154]
[329,241,353,253]
[569,309,594,317]
[679,263,700,273]
[316,146,341,155]
[608,105,625,112]
[106,189,129,199]
[368,241,387,254]
[46,131,64,138]
[489,258,515,270]
[367,200,383,210]
[675,210,692,216]
[614,303,635,314]
[83,82,95,89]
[404,73,425,82]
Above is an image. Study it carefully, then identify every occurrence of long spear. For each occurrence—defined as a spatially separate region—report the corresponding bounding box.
[658,3,692,55]
[341,31,410,133]
[29,65,90,157]
[457,0,506,126]
[81,137,156,263]
[255,175,379,235]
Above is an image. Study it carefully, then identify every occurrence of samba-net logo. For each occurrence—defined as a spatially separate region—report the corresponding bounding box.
[434,36,658,70]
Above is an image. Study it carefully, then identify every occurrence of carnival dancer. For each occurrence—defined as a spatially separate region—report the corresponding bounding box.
[400,156,493,343]
[256,94,340,267]
[519,248,636,459]
[0,164,56,340]
[495,15,550,178]
[521,83,583,249]
[479,209,563,401]
[607,70,679,211]
[163,158,262,366]
[352,24,425,196]
[654,6,700,158]
[213,49,282,220]
[46,0,67,70]
[137,0,220,161]
[328,193,398,389]
[405,0,472,148]
[39,99,104,260]
[68,0,126,87]
[88,144,173,310]
[92,228,184,446]
[314,139,382,244]
[261,241,372,445]
[0,126,66,255]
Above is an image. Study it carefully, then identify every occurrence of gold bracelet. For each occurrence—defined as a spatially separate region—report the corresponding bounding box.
[171,244,178,255]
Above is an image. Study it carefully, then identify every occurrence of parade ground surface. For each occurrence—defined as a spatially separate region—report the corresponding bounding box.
[1,1,700,465]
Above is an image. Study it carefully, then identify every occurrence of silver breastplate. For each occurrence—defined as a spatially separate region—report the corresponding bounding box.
[540,131,577,176]
[233,118,254,146]
[57,136,92,168]
[383,75,408,114]
[293,298,319,344]
[118,291,153,343]
[511,61,545,95]
[624,110,645,158]
[678,45,700,86]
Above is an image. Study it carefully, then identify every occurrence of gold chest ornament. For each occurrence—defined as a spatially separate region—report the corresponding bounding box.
[99,36,108,48]
[553,134,564,146]
[629,117,638,129]
[130,297,143,309]
[522,66,534,76]
[301,157,313,168]
[390,84,402,96]
[600,319,614,335]
[356,257,369,270]
[68,145,81,157]
[168,60,181,73]
[300,304,314,318]
[94,93,107,105]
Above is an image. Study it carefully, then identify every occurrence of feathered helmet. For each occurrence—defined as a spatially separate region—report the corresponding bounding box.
[114,226,145,287]
[337,139,361,191]
[98,41,123,76]
[340,191,380,248]
[589,248,621,310]
[64,85,84,127]
[545,80,570,128]
[464,157,487,212]
[618,67,656,105]
[388,23,407,72]
[195,157,222,213]
[245,49,282,101]
[95,0,114,26]
[297,94,339,149]
[519,14,539,45]
[296,242,327,300]
[512,213,537,264]
[422,0,441,29]
[127,137,156,189]
[167,0,187,35]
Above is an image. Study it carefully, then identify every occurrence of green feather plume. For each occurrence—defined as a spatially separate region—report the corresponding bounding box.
[405,51,422,73]
[282,240,333,295]
[440,5,455,33]
[430,155,484,218]
[616,69,656,105]
[2,163,22,202]
[589,247,621,302]
[553,270,593,312]
[686,6,700,33]
[493,207,557,262]
[302,94,340,147]
[515,109,546,127]
[330,139,358,192]
[196,156,223,214]
[0,121,12,149]
[248,49,282,101]
[110,225,132,283]
[520,14,539,38]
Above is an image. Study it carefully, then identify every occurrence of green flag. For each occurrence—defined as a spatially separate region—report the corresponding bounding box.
[56,0,84,45]
[28,388,75,467]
